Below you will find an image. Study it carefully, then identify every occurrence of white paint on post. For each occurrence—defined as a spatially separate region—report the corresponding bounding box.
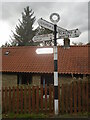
[54,72,58,86]
[54,46,57,53]
[54,53,57,60]
[54,100,59,115]
[54,46,58,60]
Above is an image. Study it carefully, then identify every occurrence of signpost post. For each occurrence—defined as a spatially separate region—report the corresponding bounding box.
[50,13,60,115]
[34,13,81,115]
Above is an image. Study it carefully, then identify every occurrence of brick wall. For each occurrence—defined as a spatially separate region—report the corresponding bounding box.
[2,73,88,87]
[58,75,88,86]
[32,75,41,87]
[2,73,17,87]
[58,75,72,86]
[0,73,2,87]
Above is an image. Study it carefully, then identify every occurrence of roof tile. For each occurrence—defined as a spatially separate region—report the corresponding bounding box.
[1,45,89,74]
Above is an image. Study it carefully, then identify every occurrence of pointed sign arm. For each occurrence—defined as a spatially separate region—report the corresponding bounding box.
[38,18,67,32]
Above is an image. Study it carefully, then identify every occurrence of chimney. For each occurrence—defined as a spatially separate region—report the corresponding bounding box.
[63,38,70,49]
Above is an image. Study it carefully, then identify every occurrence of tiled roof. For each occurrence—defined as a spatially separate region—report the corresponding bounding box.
[1,45,90,74]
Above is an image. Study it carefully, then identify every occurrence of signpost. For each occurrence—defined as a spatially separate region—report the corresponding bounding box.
[35,13,81,115]
[49,13,60,115]
[38,18,67,32]
[38,18,81,39]
[58,28,81,39]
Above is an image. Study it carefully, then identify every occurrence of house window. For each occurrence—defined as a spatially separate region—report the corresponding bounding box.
[4,51,10,55]
[43,78,45,88]
[41,74,53,96]
[41,74,54,86]
[17,73,32,85]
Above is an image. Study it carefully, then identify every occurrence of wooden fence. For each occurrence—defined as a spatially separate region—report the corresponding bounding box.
[2,80,88,114]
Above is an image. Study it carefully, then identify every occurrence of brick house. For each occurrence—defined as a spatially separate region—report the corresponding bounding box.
[1,45,90,87]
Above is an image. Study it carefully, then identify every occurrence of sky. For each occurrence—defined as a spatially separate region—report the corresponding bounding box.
[0,1,89,46]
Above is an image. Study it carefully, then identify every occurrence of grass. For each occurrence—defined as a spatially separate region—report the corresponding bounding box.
[51,112,89,118]
[2,112,89,119]
[3,113,48,118]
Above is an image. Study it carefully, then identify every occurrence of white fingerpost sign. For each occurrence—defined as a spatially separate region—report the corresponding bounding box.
[58,28,81,39]
[38,18,67,32]
[33,34,54,42]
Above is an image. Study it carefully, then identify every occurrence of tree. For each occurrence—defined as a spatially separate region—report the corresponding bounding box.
[72,42,77,46]
[1,42,11,48]
[72,41,84,46]
[87,42,90,45]
[11,6,38,46]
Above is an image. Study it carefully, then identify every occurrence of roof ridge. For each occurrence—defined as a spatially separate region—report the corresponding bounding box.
[1,45,89,49]
[1,46,41,49]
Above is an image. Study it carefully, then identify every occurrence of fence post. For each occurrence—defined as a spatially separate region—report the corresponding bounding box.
[74,82,77,114]
[49,85,51,113]
[86,80,88,112]
[65,84,68,113]
[70,83,72,114]
[2,87,4,113]
[45,84,47,112]
[41,85,43,111]
[89,77,90,115]
[12,86,15,113]
[5,87,8,113]
[36,86,39,113]
[28,87,31,113]
[17,86,19,113]
[20,86,23,113]
[82,81,85,112]
[78,80,81,113]
[9,87,11,112]
[24,87,27,113]
[32,86,35,112]
[61,84,64,114]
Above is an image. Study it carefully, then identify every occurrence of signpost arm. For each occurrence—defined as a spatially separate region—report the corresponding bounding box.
[54,24,58,115]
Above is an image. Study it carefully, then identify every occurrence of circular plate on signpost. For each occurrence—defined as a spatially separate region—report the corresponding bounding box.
[50,13,60,24]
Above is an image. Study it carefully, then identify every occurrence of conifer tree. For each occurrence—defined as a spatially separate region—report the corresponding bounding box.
[11,6,37,46]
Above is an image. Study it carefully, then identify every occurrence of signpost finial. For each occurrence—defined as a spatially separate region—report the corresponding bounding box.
[50,13,60,24]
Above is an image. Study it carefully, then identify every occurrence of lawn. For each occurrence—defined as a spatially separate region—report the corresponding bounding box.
[2,113,48,118]
[2,112,89,119]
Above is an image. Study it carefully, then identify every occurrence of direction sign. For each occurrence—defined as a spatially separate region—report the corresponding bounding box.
[33,33,54,42]
[38,18,67,32]
[38,18,81,39]
[58,29,81,39]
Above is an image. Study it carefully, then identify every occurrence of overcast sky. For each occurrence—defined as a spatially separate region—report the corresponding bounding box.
[0,1,89,46]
